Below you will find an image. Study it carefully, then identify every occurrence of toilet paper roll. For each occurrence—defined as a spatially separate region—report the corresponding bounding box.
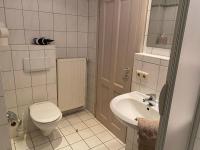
[0,28,9,37]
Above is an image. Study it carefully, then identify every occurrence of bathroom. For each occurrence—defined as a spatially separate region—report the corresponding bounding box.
[0,0,200,150]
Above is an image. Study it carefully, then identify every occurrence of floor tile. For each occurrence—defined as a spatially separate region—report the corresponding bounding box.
[79,113,94,121]
[92,144,108,150]
[65,132,82,144]
[60,126,76,136]
[67,116,82,125]
[58,146,72,150]
[90,125,105,134]
[84,136,102,148]
[58,119,71,128]
[35,142,53,150]
[78,128,94,139]
[104,139,124,150]
[30,130,43,139]
[96,131,113,143]
[32,135,49,146]
[72,122,88,131]
[84,118,99,127]
[48,129,63,141]
[70,141,89,150]
[51,137,69,150]
[14,135,33,150]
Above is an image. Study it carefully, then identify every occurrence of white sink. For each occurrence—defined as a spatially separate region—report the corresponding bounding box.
[110,91,160,128]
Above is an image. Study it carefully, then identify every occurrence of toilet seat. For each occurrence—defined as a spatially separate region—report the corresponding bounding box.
[30,101,62,123]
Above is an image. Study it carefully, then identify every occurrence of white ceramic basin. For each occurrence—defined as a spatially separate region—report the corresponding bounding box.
[110,91,160,128]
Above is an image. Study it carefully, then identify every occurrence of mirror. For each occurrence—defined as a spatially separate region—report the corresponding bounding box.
[147,0,179,49]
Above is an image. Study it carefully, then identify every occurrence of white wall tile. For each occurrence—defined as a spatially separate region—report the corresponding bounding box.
[0,0,4,7]
[0,74,4,97]
[78,32,87,47]
[141,62,159,90]
[54,31,67,47]
[67,48,78,58]
[78,16,88,32]
[23,11,39,30]
[5,9,24,29]
[0,8,5,24]
[39,12,53,30]
[32,85,48,102]
[78,0,88,16]
[0,51,13,71]
[78,48,87,58]
[12,51,29,70]
[88,33,96,48]
[38,0,53,12]
[132,60,142,84]
[4,90,17,108]
[67,15,78,31]
[1,71,15,90]
[67,32,78,47]
[16,87,33,106]
[9,30,25,44]
[56,48,67,58]
[4,0,22,9]
[39,30,54,40]
[47,67,57,84]
[0,125,11,149]
[14,70,31,88]
[89,17,97,33]
[25,30,40,44]
[47,84,57,99]
[31,71,46,86]
[89,0,98,17]
[22,0,38,11]
[66,0,78,15]
[0,97,8,125]
[53,0,66,14]
[54,14,66,31]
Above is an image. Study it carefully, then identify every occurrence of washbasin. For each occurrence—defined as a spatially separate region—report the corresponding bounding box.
[110,91,160,128]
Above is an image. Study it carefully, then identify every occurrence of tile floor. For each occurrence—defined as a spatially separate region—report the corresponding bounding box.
[11,110,125,150]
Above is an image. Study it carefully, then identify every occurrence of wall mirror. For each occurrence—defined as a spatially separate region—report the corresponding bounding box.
[147,0,179,49]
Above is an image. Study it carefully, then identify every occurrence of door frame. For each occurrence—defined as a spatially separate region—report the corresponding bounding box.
[156,0,191,149]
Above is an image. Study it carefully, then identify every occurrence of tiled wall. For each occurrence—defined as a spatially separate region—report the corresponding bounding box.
[0,0,89,58]
[142,0,172,57]
[0,0,99,113]
[131,53,169,98]
[0,45,57,136]
[86,0,98,113]
[0,72,12,149]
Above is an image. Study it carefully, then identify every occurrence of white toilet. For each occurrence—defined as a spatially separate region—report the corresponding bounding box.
[29,101,62,136]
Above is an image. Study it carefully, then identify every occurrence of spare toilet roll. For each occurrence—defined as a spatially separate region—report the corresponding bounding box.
[0,28,9,37]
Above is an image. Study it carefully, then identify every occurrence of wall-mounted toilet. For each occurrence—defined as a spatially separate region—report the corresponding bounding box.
[29,101,62,136]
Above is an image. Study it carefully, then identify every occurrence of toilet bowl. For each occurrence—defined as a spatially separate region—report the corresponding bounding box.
[29,101,62,136]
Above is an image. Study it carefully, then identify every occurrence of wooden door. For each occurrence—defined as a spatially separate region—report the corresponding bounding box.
[96,0,148,142]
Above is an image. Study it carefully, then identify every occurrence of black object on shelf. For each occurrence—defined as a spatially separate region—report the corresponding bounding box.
[33,37,54,45]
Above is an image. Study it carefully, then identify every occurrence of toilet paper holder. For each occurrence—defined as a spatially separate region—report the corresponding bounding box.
[6,111,21,127]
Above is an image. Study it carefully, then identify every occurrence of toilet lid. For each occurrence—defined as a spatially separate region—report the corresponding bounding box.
[30,101,62,123]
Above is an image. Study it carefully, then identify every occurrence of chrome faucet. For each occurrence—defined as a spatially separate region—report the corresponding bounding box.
[143,93,157,106]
